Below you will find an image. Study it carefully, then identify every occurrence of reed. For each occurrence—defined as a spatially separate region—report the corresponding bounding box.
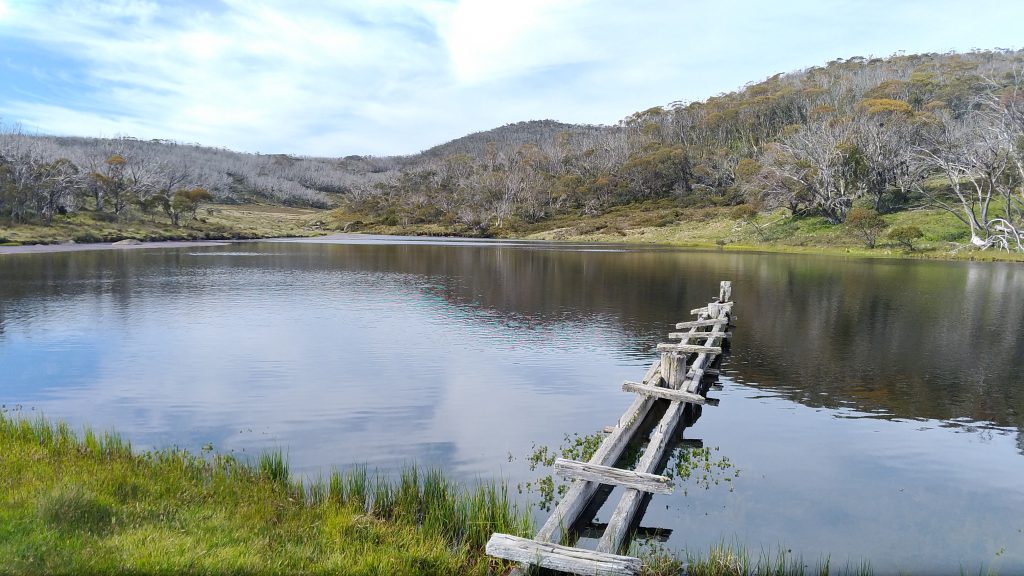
[650,541,875,576]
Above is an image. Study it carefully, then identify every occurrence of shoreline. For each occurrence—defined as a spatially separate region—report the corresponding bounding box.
[3,231,1024,264]
[4,202,1023,262]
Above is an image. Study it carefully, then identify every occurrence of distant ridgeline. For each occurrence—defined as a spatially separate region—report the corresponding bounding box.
[2,49,1023,249]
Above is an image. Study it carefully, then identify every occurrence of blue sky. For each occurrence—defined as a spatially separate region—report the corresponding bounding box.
[0,0,1022,156]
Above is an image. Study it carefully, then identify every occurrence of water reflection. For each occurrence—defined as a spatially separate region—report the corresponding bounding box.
[2,238,1023,573]
[2,242,1022,452]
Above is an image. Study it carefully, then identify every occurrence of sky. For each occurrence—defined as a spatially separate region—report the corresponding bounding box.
[0,0,1022,157]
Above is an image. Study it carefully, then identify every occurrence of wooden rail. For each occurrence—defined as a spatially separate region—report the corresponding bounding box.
[486,281,735,576]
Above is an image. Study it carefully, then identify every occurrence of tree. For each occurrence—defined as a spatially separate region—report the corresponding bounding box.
[854,100,917,212]
[33,158,79,224]
[619,144,691,201]
[761,119,866,223]
[914,111,1023,251]
[91,154,142,217]
[168,188,212,226]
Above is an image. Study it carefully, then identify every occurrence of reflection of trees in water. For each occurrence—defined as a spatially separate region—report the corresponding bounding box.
[2,243,1022,433]
[728,257,1024,431]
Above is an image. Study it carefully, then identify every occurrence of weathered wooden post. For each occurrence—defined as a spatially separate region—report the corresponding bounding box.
[719,280,732,304]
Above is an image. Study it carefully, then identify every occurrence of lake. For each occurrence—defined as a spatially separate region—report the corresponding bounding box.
[1,235,1022,574]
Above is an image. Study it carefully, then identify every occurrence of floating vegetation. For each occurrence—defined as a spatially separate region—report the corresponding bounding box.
[664,444,739,496]
[519,430,738,510]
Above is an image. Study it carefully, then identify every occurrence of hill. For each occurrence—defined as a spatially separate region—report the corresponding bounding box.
[2,49,1023,252]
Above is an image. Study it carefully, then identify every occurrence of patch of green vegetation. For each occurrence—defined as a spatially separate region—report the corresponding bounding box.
[520,431,607,511]
[664,445,738,496]
[0,412,531,575]
[500,201,1022,262]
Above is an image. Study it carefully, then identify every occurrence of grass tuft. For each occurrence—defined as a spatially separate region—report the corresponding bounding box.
[36,484,115,535]
[257,450,289,484]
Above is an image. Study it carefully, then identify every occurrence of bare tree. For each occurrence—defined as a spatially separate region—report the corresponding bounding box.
[761,119,864,223]
[914,111,1022,251]
[33,158,79,223]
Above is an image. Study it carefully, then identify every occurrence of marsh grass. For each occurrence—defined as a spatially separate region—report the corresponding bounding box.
[634,541,874,576]
[0,412,531,574]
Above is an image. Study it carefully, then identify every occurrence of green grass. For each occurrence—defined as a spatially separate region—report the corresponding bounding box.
[0,412,532,575]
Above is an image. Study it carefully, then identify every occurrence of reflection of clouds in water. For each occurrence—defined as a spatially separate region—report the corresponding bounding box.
[2,260,641,487]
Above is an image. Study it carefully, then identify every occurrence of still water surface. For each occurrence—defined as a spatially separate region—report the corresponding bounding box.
[2,236,1023,574]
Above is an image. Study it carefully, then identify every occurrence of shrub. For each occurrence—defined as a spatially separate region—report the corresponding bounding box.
[846,207,887,248]
[730,204,757,221]
[73,232,103,244]
[887,225,924,250]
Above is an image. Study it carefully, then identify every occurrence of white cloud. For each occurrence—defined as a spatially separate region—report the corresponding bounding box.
[1,0,1023,155]
[437,0,594,85]
[1,0,450,154]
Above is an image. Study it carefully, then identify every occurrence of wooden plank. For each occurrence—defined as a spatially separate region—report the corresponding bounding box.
[599,295,731,555]
[554,458,674,495]
[667,331,732,340]
[486,533,641,576]
[597,398,689,555]
[528,280,736,559]
[690,302,733,316]
[579,522,672,542]
[674,318,729,329]
[622,380,707,405]
[687,367,719,377]
[534,359,662,544]
[656,343,722,354]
